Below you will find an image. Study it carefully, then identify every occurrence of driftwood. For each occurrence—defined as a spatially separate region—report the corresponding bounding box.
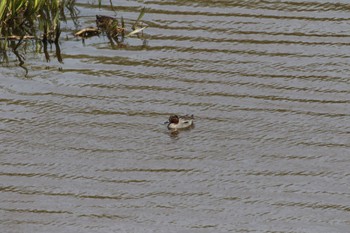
[74,16,125,40]
[74,27,101,38]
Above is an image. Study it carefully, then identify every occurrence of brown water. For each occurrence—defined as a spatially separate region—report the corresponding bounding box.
[1,1,350,232]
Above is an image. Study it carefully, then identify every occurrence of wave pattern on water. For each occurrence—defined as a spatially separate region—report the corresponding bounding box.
[1,0,350,232]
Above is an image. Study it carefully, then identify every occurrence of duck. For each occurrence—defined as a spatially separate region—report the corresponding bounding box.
[166,115,194,130]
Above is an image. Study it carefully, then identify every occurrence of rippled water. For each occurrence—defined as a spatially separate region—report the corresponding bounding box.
[1,1,350,232]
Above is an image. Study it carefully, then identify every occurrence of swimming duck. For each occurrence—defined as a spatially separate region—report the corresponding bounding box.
[166,115,194,130]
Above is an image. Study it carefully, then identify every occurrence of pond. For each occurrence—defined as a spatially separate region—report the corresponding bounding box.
[1,0,350,232]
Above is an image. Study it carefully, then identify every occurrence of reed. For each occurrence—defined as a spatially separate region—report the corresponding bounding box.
[0,0,147,66]
[0,0,76,43]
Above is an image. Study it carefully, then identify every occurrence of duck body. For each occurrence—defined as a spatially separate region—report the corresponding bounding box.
[167,115,194,130]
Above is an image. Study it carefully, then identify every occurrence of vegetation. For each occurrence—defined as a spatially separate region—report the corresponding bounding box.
[0,0,75,43]
[0,0,78,72]
[0,0,147,71]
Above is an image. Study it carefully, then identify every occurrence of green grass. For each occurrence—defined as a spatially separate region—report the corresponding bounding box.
[0,0,147,63]
[0,0,75,43]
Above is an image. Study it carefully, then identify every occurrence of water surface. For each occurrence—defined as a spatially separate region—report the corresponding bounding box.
[1,0,350,232]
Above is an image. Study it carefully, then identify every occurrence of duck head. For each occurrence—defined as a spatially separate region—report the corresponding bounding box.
[168,115,179,124]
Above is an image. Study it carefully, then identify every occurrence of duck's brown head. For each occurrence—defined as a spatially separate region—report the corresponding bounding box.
[168,115,179,124]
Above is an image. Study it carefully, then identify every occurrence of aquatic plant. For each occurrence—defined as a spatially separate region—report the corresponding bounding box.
[0,0,76,43]
[76,7,147,44]
[0,0,147,70]
[0,0,77,73]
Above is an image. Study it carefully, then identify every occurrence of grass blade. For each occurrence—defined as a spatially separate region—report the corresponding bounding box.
[132,7,146,30]
[0,0,8,21]
[126,26,147,37]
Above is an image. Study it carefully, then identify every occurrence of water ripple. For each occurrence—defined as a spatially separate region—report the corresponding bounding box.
[2,0,350,232]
